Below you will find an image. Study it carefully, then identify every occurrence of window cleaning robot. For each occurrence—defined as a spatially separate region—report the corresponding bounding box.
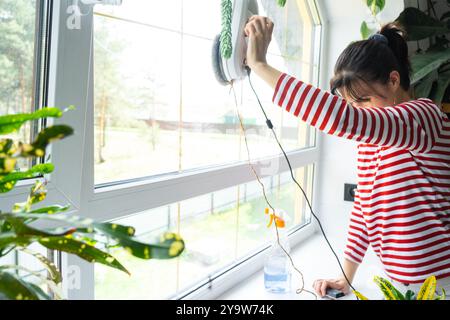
[212,0,258,85]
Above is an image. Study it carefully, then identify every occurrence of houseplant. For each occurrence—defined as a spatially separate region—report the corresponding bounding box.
[360,1,450,110]
[354,275,446,300]
[0,107,185,300]
[361,0,388,39]
[395,4,450,110]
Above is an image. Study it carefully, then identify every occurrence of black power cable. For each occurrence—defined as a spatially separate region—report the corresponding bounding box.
[245,67,358,297]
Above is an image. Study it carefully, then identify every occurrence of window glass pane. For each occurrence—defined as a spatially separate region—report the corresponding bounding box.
[93,9,181,184]
[17,243,48,277]
[13,244,50,297]
[0,0,42,171]
[95,165,313,299]
[0,247,50,297]
[94,0,182,32]
[180,35,241,169]
[242,0,316,155]
[95,206,178,299]
[183,0,220,39]
[0,251,15,267]
[94,0,318,185]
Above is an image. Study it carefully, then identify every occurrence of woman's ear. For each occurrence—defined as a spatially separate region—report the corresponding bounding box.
[389,71,401,91]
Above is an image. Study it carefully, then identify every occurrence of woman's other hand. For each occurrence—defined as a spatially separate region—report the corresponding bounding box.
[313,278,350,298]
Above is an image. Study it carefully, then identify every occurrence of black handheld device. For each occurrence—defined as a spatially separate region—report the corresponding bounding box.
[325,288,345,299]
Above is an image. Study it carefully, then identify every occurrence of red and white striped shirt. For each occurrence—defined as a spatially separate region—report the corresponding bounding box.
[272,73,450,284]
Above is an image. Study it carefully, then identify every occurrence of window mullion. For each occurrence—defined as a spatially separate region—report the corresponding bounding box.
[85,148,319,221]
[48,0,95,211]
[47,0,96,300]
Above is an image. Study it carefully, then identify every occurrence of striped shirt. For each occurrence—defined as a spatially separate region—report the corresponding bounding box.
[272,73,450,284]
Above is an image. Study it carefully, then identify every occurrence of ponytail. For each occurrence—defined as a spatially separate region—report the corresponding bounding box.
[330,22,412,100]
[379,23,411,90]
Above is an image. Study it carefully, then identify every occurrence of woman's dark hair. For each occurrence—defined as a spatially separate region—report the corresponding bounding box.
[330,23,411,101]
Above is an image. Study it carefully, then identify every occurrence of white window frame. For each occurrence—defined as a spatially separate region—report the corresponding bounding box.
[1,0,325,300]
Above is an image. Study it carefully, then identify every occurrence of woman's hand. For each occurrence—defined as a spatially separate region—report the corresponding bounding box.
[313,278,350,298]
[313,259,359,298]
[244,15,274,70]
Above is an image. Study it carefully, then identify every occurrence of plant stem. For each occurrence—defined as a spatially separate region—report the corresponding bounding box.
[427,0,438,19]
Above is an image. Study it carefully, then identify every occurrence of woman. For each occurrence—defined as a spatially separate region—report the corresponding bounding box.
[244,16,450,298]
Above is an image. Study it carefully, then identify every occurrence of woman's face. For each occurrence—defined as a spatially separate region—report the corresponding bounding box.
[338,71,402,108]
[340,81,395,108]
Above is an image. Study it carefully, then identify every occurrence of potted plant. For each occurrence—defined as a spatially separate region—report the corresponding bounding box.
[360,1,450,113]
[396,4,450,115]
[0,107,185,300]
[354,275,446,300]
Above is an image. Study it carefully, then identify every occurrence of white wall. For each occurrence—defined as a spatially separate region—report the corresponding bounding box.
[310,0,405,277]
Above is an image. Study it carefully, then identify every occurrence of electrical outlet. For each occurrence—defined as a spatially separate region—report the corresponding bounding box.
[344,183,357,202]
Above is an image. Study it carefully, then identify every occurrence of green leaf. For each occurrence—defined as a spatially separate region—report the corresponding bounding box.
[0,108,63,135]
[95,222,136,237]
[30,204,70,214]
[27,283,52,300]
[6,216,76,237]
[95,226,185,260]
[12,180,49,213]
[31,125,74,152]
[414,70,438,98]
[20,247,62,284]
[0,212,109,231]
[27,180,48,206]
[277,0,287,7]
[0,176,17,193]
[0,271,40,300]
[430,69,450,104]
[19,125,74,158]
[376,0,385,12]
[367,0,385,15]
[434,287,446,300]
[428,36,450,52]
[38,236,130,275]
[373,276,405,300]
[396,7,450,41]
[0,157,17,176]
[361,21,375,40]
[405,290,415,300]
[88,220,183,259]
[0,219,13,235]
[89,223,183,260]
[0,139,16,156]
[417,275,437,300]
[441,11,450,21]
[0,265,60,299]
[411,48,450,84]
[0,232,33,251]
[353,290,369,300]
[220,0,233,59]
[0,212,185,260]
[0,163,54,194]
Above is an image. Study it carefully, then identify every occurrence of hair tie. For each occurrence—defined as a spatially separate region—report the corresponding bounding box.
[369,33,388,45]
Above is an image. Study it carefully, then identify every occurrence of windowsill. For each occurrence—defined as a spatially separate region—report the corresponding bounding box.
[217,233,385,300]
